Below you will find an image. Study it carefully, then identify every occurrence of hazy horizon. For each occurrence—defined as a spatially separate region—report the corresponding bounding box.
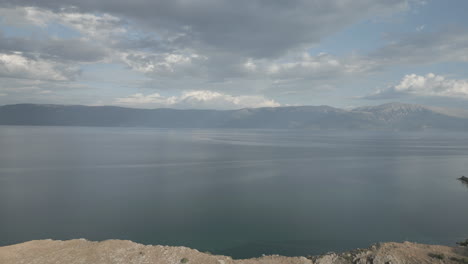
[0,101,464,111]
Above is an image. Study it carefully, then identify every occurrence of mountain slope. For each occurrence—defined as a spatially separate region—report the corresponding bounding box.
[1,103,467,130]
[352,102,468,130]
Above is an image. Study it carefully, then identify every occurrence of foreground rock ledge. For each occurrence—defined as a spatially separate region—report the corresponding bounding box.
[0,239,467,264]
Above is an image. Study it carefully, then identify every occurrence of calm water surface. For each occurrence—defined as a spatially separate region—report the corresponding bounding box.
[1,126,468,258]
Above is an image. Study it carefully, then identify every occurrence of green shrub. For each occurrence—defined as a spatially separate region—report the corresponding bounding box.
[450,257,468,263]
[428,253,444,259]
[457,239,468,247]
[180,258,189,263]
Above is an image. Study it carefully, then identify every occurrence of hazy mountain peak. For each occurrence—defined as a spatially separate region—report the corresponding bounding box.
[1,102,468,130]
[353,102,426,112]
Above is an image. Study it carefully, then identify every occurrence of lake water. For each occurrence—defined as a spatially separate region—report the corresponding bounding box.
[1,126,468,258]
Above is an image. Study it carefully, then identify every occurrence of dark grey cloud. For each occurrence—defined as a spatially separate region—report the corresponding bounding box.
[0,0,422,87]
[2,0,413,58]
[40,38,109,62]
[6,0,454,108]
[0,31,108,62]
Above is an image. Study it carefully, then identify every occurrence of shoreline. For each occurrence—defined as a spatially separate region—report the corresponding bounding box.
[1,239,467,264]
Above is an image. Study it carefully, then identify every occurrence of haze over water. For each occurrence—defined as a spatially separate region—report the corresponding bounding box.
[1,126,468,258]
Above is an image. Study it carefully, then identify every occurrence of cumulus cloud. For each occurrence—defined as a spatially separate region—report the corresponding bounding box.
[0,6,123,61]
[365,73,468,99]
[0,2,421,88]
[121,52,207,76]
[0,7,113,88]
[245,52,376,81]
[115,90,280,109]
[0,6,125,39]
[3,1,462,109]
[0,2,420,85]
[0,52,78,81]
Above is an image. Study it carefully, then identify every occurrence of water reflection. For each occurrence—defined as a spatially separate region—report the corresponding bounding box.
[1,126,468,258]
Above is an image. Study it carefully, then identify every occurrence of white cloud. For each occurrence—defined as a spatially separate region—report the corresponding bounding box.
[0,52,77,81]
[261,52,375,80]
[121,52,206,75]
[366,73,468,99]
[0,6,116,82]
[0,3,421,96]
[58,12,125,41]
[0,3,415,83]
[115,93,166,105]
[1,1,459,107]
[0,6,48,27]
[0,6,125,39]
[115,90,280,109]
[121,51,374,83]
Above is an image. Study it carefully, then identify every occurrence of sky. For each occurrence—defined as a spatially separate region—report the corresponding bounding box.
[0,0,468,110]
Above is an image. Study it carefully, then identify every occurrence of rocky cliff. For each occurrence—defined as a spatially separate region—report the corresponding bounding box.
[1,239,467,264]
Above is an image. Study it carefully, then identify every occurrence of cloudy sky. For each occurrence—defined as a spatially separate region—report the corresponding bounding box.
[0,0,467,109]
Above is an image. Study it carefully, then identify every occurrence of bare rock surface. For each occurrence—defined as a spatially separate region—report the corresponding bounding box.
[0,239,467,264]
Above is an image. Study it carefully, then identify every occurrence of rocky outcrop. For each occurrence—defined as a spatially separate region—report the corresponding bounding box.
[1,239,467,264]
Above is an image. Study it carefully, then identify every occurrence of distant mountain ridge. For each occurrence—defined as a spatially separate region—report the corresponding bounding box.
[1,102,468,130]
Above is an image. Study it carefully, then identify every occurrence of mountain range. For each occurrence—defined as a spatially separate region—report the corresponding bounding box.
[1,102,468,131]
